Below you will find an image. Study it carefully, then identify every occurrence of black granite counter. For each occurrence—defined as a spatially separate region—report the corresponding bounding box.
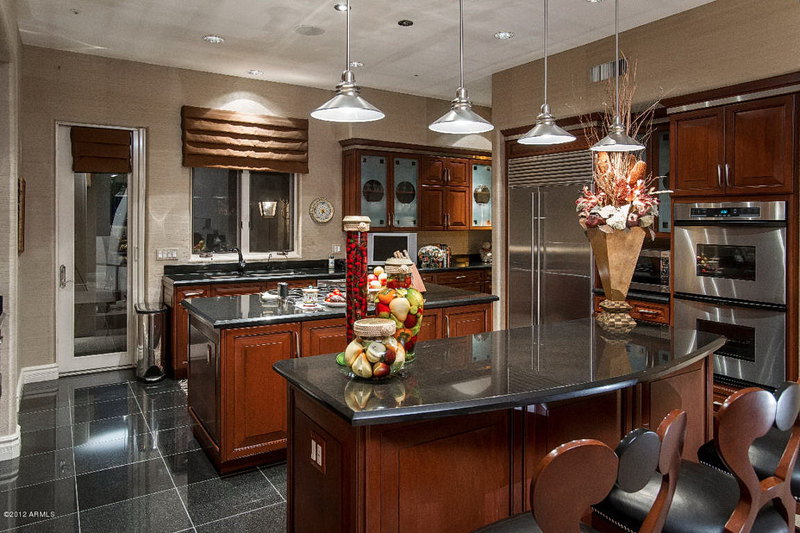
[182,283,499,329]
[273,319,724,426]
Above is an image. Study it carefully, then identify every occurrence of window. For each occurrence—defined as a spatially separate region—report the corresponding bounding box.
[192,168,295,255]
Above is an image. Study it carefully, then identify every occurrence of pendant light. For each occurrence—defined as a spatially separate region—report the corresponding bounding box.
[590,0,644,152]
[518,0,575,145]
[429,0,494,135]
[311,0,384,122]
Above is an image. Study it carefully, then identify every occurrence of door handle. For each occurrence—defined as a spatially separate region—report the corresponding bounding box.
[206,344,212,366]
[444,168,449,184]
[444,315,451,338]
[724,163,731,187]
[716,164,723,188]
[183,291,204,298]
[58,265,71,288]
[293,330,301,358]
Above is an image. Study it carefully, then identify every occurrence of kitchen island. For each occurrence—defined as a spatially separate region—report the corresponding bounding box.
[273,319,724,533]
[181,284,498,473]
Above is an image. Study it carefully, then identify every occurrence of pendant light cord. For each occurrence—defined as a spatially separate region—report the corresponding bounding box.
[459,0,464,90]
[543,0,548,106]
[614,0,620,120]
[345,0,351,71]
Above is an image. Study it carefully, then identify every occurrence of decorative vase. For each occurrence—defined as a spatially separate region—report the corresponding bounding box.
[343,216,371,343]
[376,257,424,363]
[586,226,646,332]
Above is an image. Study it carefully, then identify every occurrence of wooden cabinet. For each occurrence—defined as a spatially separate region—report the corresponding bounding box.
[342,141,490,232]
[189,320,299,473]
[211,283,265,297]
[671,95,795,196]
[301,318,347,357]
[342,149,420,230]
[593,295,670,325]
[422,269,491,294]
[444,304,492,338]
[416,308,443,343]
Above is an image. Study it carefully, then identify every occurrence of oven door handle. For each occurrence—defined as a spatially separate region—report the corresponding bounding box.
[674,292,787,312]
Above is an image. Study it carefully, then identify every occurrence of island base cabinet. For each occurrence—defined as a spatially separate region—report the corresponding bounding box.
[189,322,299,474]
[286,355,713,532]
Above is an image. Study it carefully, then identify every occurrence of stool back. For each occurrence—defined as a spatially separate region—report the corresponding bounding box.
[715,382,800,533]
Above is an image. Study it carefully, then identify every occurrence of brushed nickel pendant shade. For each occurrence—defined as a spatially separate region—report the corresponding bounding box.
[429,0,493,135]
[518,0,575,146]
[590,0,644,152]
[311,0,384,123]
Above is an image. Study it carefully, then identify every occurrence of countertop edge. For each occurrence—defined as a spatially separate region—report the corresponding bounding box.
[274,335,726,427]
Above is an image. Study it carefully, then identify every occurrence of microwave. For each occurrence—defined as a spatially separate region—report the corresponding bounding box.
[367,233,417,265]
[630,249,670,293]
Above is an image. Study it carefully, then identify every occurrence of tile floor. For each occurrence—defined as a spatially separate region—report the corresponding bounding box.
[1,370,287,533]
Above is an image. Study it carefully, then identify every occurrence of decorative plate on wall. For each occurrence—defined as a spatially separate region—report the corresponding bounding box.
[309,197,334,223]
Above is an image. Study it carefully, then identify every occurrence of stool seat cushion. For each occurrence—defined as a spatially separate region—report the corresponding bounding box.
[593,461,790,533]
[473,512,597,533]
[697,427,800,501]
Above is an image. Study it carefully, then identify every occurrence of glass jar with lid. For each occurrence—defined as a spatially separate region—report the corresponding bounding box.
[375,257,424,362]
[340,318,406,380]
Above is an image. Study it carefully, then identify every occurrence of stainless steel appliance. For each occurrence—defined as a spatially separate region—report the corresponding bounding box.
[673,201,787,389]
[631,249,670,293]
[507,151,593,328]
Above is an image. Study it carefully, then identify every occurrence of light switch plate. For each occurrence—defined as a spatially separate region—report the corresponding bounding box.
[156,249,178,261]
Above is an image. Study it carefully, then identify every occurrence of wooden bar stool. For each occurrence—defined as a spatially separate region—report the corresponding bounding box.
[593,385,800,533]
[475,410,686,533]
[698,382,800,514]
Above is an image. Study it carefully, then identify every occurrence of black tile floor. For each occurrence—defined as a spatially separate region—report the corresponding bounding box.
[1,369,287,533]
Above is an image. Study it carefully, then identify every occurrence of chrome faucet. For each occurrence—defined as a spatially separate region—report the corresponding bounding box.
[232,248,246,274]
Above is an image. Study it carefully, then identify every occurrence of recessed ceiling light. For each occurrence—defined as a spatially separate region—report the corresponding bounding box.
[333,3,348,11]
[294,25,325,36]
[70,8,80,15]
[586,0,606,3]
[248,69,264,76]
[349,61,364,68]
[202,34,225,44]
[398,19,414,27]
[494,31,515,40]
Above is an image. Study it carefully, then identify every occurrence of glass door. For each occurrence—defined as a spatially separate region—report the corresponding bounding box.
[56,125,141,373]
[393,157,418,228]
[360,155,388,228]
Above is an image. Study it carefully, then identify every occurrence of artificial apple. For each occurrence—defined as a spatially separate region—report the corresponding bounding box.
[378,273,388,286]
[373,266,385,277]
[372,362,390,378]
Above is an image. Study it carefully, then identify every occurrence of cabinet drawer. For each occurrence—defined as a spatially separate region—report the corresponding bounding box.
[436,270,484,285]
[448,281,484,293]
[211,283,264,297]
[628,300,670,325]
[177,285,212,300]
[263,278,317,291]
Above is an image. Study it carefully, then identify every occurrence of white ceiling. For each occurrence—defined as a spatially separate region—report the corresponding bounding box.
[17,0,713,106]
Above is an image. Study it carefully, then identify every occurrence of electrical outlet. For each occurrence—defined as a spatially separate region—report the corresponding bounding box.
[310,432,326,472]
[331,244,341,254]
[156,249,178,261]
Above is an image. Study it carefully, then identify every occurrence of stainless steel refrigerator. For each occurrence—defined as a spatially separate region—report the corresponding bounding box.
[507,150,594,328]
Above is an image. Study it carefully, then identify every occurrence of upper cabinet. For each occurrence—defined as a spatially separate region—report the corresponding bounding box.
[471,162,492,229]
[342,150,420,230]
[342,140,491,232]
[671,95,795,197]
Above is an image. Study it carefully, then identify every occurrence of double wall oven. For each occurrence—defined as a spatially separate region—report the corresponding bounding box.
[673,201,787,389]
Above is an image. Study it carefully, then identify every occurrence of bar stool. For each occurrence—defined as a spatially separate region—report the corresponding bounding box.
[592,384,800,533]
[697,382,800,515]
[475,410,686,533]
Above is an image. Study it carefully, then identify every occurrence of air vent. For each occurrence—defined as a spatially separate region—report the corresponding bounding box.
[589,58,627,83]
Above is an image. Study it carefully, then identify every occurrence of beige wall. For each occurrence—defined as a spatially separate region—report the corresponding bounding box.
[489,0,800,328]
[0,0,20,442]
[19,45,491,369]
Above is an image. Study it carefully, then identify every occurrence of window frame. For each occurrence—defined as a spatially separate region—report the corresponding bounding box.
[190,168,300,262]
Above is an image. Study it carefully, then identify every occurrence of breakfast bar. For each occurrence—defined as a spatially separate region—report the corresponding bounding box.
[273,320,725,533]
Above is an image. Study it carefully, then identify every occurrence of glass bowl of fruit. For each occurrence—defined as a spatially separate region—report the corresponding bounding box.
[337,318,406,380]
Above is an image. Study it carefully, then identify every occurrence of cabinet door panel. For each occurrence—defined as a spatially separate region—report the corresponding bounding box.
[725,95,794,194]
[420,186,446,230]
[445,159,470,187]
[225,326,298,459]
[444,305,491,338]
[393,157,419,229]
[188,318,220,443]
[471,162,492,228]
[446,188,470,230]
[301,318,347,357]
[416,308,443,342]
[671,109,724,196]
[360,155,388,228]
[211,283,264,297]
[172,285,212,378]
[422,157,445,185]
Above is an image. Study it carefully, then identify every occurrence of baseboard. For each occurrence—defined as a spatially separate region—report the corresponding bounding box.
[19,363,59,385]
[0,425,21,462]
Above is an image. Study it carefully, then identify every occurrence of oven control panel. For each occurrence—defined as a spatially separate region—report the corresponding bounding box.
[690,207,760,218]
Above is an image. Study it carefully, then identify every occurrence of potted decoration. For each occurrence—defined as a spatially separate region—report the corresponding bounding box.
[577,60,665,331]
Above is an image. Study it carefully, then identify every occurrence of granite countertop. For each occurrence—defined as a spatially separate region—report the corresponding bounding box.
[273,319,725,426]
[182,283,499,329]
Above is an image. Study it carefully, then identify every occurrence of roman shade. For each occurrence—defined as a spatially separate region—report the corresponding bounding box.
[181,106,309,174]
[70,127,132,173]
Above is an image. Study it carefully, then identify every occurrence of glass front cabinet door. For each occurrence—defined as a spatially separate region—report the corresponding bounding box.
[393,158,418,228]
[360,155,388,228]
[471,162,492,228]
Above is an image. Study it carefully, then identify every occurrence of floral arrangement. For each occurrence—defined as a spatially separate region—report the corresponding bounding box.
[576,152,660,234]
[576,58,666,236]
